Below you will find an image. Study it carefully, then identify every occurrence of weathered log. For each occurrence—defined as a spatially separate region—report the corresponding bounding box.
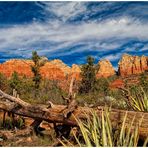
[0,86,148,138]
[0,89,30,108]
[0,100,148,138]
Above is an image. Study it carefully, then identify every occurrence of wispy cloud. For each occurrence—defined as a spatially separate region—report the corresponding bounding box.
[37,2,87,22]
[0,17,148,51]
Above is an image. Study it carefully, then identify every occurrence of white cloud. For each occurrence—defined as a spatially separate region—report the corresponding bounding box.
[0,16,148,59]
[40,2,87,22]
[102,53,122,62]
[140,46,148,51]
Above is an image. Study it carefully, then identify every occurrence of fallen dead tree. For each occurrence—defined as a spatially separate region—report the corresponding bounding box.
[0,76,148,139]
[0,90,148,138]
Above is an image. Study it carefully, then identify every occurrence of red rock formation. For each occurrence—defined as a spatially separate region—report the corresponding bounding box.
[1,54,147,81]
[0,59,33,78]
[109,79,125,89]
[0,59,71,80]
[96,59,116,78]
[118,54,148,77]
[0,58,117,81]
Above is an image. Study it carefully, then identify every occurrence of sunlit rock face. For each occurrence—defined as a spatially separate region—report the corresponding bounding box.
[0,59,33,78]
[0,59,71,80]
[118,54,148,77]
[0,54,147,81]
[96,59,116,78]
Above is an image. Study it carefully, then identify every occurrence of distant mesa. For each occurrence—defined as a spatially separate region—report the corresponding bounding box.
[118,54,148,77]
[0,54,147,80]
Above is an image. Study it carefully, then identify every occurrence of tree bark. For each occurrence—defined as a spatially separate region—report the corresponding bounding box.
[0,89,148,138]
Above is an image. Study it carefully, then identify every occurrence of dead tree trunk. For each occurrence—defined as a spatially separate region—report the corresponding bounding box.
[0,99,147,138]
[0,77,147,138]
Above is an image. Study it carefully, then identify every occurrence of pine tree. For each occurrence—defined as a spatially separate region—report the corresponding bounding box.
[79,56,97,94]
[31,51,47,89]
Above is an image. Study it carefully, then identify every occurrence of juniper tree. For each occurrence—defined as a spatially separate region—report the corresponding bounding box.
[79,56,97,94]
[31,51,47,89]
[9,71,21,90]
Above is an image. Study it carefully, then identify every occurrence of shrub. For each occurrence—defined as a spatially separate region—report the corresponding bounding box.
[139,73,148,91]
[9,71,22,93]
[0,72,8,91]
[96,78,110,96]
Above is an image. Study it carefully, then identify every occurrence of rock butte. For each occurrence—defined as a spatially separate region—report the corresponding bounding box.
[118,54,148,77]
[0,54,147,81]
[96,59,115,78]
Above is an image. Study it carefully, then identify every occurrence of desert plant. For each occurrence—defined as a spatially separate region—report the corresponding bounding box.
[60,108,147,147]
[79,56,98,94]
[121,86,148,112]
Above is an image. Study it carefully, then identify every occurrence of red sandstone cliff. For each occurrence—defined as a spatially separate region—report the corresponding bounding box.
[118,54,148,77]
[0,59,71,80]
[0,54,147,81]
[96,59,116,78]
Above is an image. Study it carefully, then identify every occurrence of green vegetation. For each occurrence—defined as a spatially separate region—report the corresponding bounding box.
[124,86,148,111]
[0,73,8,91]
[139,72,148,92]
[9,71,21,91]
[79,56,98,94]
[60,109,147,147]
[31,51,44,89]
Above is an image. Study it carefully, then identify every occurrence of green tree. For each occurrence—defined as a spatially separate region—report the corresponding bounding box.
[31,51,47,89]
[79,56,97,94]
[9,71,21,90]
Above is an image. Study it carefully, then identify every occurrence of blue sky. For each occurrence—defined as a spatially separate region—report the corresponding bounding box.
[0,2,148,68]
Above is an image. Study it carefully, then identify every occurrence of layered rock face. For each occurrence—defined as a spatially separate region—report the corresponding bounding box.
[0,59,33,77]
[118,54,148,77]
[0,59,71,80]
[96,59,116,78]
[0,54,147,81]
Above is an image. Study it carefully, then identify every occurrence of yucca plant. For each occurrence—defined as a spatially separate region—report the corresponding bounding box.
[59,108,147,147]
[121,86,148,112]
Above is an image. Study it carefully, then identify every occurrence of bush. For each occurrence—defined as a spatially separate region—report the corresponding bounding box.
[139,73,148,92]
[0,73,8,91]
[96,78,110,96]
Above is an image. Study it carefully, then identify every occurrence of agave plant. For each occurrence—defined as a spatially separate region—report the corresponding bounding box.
[121,86,148,112]
[60,108,147,147]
